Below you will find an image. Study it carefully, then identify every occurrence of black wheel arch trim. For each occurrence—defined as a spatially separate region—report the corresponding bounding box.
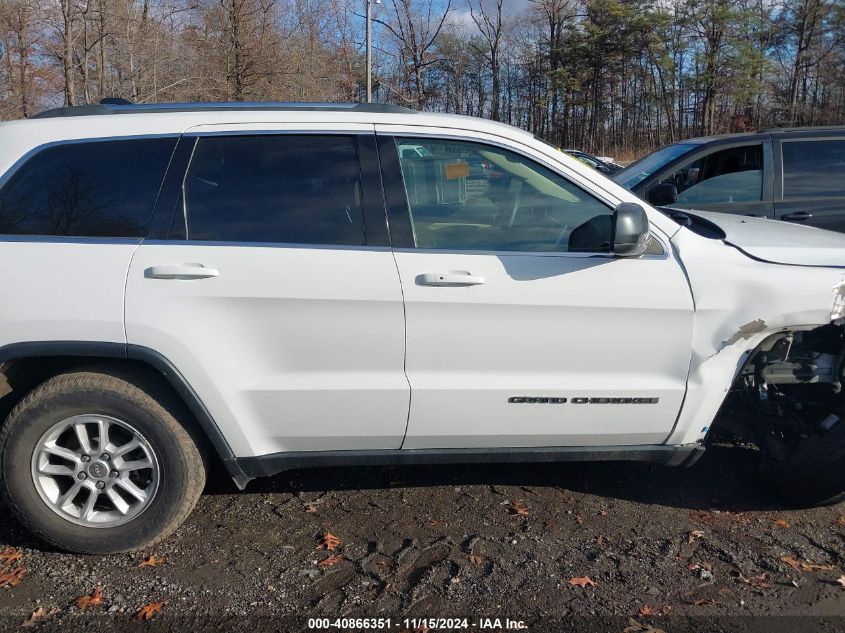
[0,341,251,489]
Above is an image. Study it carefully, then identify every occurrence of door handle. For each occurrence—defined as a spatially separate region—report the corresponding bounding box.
[417,271,486,287]
[145,264,219,280]
[782,211,813,222]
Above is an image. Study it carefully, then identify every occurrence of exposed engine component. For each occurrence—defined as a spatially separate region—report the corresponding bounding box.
[717,324,845,452]
[761,354,837,384]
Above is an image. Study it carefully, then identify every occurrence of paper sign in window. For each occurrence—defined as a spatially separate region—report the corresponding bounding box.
[445,162,469,179]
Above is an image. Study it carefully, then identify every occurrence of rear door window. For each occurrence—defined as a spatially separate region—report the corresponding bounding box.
[183,135,365,245]
[782,139,845,199]
[0,138,176,237]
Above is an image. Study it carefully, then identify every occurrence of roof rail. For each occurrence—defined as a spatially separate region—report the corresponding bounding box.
[760,124,845,133]
[31,100,417,119]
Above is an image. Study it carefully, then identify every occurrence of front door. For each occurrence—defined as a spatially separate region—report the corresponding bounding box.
[377,129,695,449]
[126,129,409,457]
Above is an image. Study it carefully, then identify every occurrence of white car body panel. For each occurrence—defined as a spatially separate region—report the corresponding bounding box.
[393,248,694,448]
[676,209,845,266]
[0,240,135,347]
[125,243,408,456]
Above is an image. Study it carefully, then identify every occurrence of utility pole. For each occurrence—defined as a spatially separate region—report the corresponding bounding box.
[366,0,373,102]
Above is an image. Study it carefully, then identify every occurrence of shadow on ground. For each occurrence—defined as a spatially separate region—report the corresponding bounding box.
[241,442,783,512]
[0,443,787,553]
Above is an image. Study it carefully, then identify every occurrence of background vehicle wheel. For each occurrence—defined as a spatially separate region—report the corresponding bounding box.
[0,366,206,554]
[759,410,845,507]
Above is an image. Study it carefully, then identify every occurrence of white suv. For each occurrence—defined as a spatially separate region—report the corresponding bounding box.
[1,101,845,554]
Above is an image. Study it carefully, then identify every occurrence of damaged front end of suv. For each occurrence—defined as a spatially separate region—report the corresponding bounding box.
[719,318,845,505]
[667,209,845,505]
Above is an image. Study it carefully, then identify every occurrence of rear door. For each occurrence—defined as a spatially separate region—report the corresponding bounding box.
[774,135,845,233]
[376,126,695,449]
[125,126,409,457]
[0,136,176,350]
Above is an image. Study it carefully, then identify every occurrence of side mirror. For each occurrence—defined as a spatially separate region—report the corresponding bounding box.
[648,182,678,206]
[612,202,651,257]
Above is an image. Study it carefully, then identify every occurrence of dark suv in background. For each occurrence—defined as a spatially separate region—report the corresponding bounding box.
[613,127,845,232]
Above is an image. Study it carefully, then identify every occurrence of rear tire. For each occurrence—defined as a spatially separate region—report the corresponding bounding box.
[759,411,845,507]
[0,366,206,554]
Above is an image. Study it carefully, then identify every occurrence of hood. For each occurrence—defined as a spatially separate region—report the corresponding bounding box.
[675,209,845,267]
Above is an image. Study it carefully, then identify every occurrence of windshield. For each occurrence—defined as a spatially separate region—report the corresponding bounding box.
[613,143,698,189]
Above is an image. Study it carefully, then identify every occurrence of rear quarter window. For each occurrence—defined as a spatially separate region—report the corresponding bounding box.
[0,137,176,238]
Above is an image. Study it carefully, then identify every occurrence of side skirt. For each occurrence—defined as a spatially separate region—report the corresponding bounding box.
[233,444,706,484]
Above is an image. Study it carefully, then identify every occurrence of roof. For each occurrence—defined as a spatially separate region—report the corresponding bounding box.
[32,100,416,119]
[668,125,845,146]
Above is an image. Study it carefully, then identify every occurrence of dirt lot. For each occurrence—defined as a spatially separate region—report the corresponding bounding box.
[1,440,844,632]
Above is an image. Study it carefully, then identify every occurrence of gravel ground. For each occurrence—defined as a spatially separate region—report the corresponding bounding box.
[0,440,844,632]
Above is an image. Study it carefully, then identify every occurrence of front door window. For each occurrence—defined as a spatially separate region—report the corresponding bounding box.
[393,137,614,253]
[664,144,763,206]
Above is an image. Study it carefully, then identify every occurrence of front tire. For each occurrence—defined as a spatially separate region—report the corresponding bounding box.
[0,366,206,554]
[759,410,845,507]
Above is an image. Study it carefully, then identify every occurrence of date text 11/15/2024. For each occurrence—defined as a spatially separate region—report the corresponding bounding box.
[306,617,529,630]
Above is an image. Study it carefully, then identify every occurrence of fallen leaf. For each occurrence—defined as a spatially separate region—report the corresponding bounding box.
[802,562,835,572]
[623,619,645,633]
[693,598,719,606]
[837,516,845,527]
[134,602,165,621]
[0,547,22,565]
[780,555,834,572]
[318,533,342,551]
[735,571,772,589]
[638,604,658,617]
[689,510,716,525]
[567,576,597,587]
[317,554,343,567]
[835,576,845,588]
[727,512,752,525]
[0,565,25,588]
[138,555,166,568]
[21,606,60,627]
[623,617,667,633]
[509,500,529,516]
[687,530,705,544]
[575,514,584,525]
[771,518,790,529]
[468,553,484,565]
[0,546,25,589]
[75,586,104,610]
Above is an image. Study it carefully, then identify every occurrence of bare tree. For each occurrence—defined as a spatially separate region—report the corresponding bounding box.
[374,0,453,107]
[467,0,508,120]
